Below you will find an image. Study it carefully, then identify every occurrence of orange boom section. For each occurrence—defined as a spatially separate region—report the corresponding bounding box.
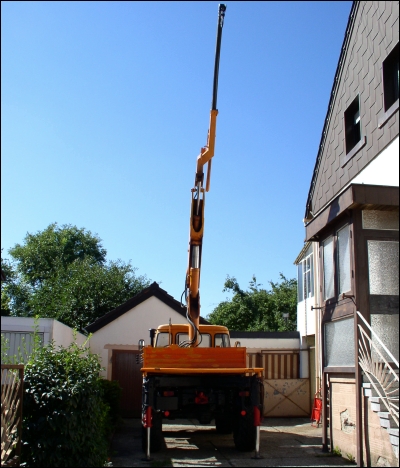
[141,346,263,376]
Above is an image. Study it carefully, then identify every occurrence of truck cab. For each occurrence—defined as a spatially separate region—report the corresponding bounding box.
[153,324,231,348]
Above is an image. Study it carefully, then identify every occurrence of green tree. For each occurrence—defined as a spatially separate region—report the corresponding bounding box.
[9,223,106,286]
[1,251,18,316]
[2,223,150,329]
[207,273,297,332]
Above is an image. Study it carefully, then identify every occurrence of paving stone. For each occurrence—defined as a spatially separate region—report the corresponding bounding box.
[110,418,355,467]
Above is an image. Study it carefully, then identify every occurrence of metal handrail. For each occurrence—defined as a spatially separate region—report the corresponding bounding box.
[356,311,398,367]
[356,311,399,427]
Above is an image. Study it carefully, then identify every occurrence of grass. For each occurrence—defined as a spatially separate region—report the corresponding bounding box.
[346,452,356,463]
[332,446,342,456]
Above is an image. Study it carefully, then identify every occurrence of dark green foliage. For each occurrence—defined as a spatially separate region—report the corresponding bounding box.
[2,223,150,329]
[99,378,122,436]
[1,251,17,316]
[21,340,109,467]
[207,274,297,331]
[9,223,106,287]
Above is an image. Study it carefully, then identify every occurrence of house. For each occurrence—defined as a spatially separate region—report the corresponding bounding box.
[85,281,209,417]
[294,242,321,413]
[297,1,398,466]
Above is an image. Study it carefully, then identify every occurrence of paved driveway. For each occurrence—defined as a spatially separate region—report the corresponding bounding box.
[110,418,355,467]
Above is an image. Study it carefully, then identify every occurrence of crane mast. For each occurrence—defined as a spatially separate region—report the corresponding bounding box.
[185,4,226,346]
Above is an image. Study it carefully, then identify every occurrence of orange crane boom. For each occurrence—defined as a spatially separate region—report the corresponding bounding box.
[185,4,226,346]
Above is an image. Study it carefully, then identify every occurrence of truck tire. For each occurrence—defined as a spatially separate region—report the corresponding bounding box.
[142,412,163,452]
[215,413,233,434]
[233,406,256,451]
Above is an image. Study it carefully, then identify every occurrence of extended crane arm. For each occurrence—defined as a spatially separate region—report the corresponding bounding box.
[195,4,226,190]
[184,4,226,347]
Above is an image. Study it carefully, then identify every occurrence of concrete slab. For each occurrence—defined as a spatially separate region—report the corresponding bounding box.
[110,418,355,467]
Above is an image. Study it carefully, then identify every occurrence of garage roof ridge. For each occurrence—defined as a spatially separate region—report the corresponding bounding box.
[85,282,209,333]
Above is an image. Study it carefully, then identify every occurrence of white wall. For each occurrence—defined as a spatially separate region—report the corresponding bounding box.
[352,136,399,186]
[52,320,88,348]
[234,337,299,351]
[88,296,189,377]
[1,317,88,357]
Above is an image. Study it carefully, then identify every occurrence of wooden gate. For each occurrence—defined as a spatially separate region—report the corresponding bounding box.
[111,350,142,418]
[263,378,310,417]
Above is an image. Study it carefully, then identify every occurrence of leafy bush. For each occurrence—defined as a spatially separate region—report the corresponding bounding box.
[21,339,109,467]
[99,378,122,438]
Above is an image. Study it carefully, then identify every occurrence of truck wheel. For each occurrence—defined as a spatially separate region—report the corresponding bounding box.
[233,406,256,451]
[215,414,233,434]
[142,412,163,452]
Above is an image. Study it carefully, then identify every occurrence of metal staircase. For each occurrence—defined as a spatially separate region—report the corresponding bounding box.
[357,311,399,461]
[362,372,399,459]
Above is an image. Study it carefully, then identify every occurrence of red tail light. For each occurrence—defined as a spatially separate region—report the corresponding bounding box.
[195,391,209,404]
[239,391,249,397]
[164,411,170,417]
[163,391,175,397]
[241,410,246,416]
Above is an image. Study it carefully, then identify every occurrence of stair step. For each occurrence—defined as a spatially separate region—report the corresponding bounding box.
[370,401,381,412]
[369,396,381,403]
[389,432,399,447]
[380,418,391,429]
[363,388,376,397]
[388,429,399,436]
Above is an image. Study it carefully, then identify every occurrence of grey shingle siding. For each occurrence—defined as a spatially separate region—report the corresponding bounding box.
[309,1,399,217]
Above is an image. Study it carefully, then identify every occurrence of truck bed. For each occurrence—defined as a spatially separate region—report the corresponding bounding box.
[141,345,263,376]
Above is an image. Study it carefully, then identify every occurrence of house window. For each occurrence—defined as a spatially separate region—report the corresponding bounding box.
[322,225,352,301]
[362,210,399,230]
[324,317,355,367]
[383,43,399,112]
[323,236,335,300]
[367,240,399,362]
[344,96,361,154]
[297,250,314,302]
[337,225,351,295]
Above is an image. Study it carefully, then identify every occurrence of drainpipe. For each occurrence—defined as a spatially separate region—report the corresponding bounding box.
[355,311,363,467]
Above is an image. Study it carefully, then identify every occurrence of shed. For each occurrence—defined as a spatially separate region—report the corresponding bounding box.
[1,317,88,362]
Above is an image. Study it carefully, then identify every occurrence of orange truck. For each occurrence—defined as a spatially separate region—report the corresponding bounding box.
[139,5,264,458]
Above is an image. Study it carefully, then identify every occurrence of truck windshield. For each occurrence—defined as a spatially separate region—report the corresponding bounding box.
[176,333,211,347]
[155,332,170,347]
[215,333,230,347]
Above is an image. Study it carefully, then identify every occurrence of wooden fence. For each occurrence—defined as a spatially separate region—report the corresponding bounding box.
[1,365,24,467]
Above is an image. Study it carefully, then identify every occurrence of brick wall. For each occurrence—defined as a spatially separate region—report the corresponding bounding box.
[331,378,357,459]
[331,376,398,466]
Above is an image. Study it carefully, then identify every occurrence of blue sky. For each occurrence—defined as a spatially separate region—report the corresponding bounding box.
[1,1,352,318]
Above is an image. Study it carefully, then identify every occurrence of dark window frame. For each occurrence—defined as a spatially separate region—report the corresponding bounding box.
[344,95,361,155]
[342,95,366,168]
[383,42,399,112]
[319,216,355,323]
[378,42,399,128]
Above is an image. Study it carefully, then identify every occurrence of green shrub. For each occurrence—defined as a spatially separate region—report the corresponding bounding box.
[21,340,108,467]
[99,378,122,437]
